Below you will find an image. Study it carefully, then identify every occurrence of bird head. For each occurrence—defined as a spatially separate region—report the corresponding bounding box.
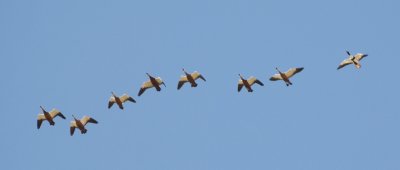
[72,115,78,121]
[40,106,45,112]
[146,73,151,77]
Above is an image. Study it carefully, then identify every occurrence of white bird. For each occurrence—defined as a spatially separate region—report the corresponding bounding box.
[177,68,206,90]
[108,92,136,110]
[70,115,98,136]
[270,67,304,86]
[37,106,66,129]
[138,73,166,96]
[238,74,264,92]
[337,51,368,70]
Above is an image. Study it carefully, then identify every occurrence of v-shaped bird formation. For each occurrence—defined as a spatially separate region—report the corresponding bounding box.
[37,51,368,136]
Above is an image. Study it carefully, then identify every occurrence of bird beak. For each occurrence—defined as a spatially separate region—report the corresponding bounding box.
[346,51,351,56]
[364,54,368,57]
[162,82,166,87]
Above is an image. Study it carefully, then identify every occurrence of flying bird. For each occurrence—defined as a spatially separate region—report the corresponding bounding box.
[337,51,368,70]
[270,67,304,86]
[238,74,264,92]
[37,106,66,129]
[70,115,98,136]
[177,68,206,90]
[138,73,166,96]
[108,92,136,110]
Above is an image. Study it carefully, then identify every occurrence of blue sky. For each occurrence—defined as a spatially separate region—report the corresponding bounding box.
[1,0,400,169]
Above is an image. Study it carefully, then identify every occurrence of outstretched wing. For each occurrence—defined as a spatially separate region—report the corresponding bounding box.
[156,77,165,87]
[120,94,136,103]
[37,114,46,129]
[337,58,353,70]
[247,76,263,86]
[191,71,206,81]
[138,87,147,96]
[139,81,153,96]
[285,67,304,78]
[354,53,367,61]
[270,74,283,81]
[49,109,65,119]
[70,121,77,136]
[177,76,188,90]
[108,97,115,108]
[81,116,98,126]
[238,80,244,92]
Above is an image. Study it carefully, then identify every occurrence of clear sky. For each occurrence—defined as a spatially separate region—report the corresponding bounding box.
[1,0,400,169]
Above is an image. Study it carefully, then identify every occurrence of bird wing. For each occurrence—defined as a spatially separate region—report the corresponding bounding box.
[70,121,77,136]
[247,76,263,86]
[269,74,283,81]
[337,58,353,70]
[138,81,153,96]
[238,80,244,92]
[354,53,367,61]
[49,109,65,119]
[177,76,188,90]
[191,71,206,81]
[141,80,153,88]
[37,114,46,129]
[120,94,136,103]
[108,97,115,108]
[285,67,304,78]
[138,87,147,96]
[81,116,98,126]
[156,77,164,85]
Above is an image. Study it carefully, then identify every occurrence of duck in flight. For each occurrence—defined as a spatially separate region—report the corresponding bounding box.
[70,115,98,136]
[108,92,136,110]
[337,51,368,70]
[37,106,66,129]
[138,73,166,96]
[238,74,264,92]
[270,67,304,86]
[177,68,206,90]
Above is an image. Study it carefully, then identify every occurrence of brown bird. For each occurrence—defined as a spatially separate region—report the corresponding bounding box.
[270,67,304,86]
[238,74,264,92]
[70,115,98,136]
[337,51,368,70]
[108,92,136,110]
[37,106,66,129]
[177,68,206,90]
[138,73,166,96]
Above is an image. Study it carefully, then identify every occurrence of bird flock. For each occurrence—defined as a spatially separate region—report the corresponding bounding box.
[37,51,368,136]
